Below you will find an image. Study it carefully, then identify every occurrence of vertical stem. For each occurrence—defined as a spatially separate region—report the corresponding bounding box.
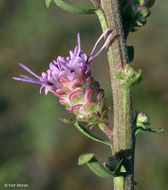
[93,0,135,189]
[114,176,124,190]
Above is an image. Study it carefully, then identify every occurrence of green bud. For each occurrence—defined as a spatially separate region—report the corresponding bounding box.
[137,112,149,123]
[120,0,155,34]
[123,65,134,78]
[116,65,142,89]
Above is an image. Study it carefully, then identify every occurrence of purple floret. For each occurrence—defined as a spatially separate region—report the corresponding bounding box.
[13,29,112,95]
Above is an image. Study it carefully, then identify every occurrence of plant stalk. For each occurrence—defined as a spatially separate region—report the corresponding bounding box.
[93,0,135,189]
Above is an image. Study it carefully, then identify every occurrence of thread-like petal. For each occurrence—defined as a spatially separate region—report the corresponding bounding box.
[19,63,40,79]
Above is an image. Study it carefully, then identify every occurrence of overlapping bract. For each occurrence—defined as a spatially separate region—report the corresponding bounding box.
[13,30,112,123]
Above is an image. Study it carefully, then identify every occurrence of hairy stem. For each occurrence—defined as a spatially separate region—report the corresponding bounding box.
[92,0,135,189]
[90,0,100,8]
[98,121,113,144]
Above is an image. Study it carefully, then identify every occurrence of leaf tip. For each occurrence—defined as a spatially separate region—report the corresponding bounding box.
[78,153,94,165]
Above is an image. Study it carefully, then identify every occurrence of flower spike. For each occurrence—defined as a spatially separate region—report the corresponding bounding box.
[13,31,111,123]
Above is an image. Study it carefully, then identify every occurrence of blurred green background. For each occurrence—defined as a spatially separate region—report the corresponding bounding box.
[0,0,167,189]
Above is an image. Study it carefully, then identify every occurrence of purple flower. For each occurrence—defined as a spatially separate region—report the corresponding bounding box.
[13,29,112,123]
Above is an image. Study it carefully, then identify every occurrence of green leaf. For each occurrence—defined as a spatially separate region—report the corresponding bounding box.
[136,8,149,18]
[78,153,115,178]
[115,73,124,80]
[74,121,113,147]
[53,0,97,14]
[135,127,164,136]
[127,46,134,62]
[135,20,144,27]
[135,0,145,5]
[45,0,52,8]
[120,165,126,173]
[78,153,94,165]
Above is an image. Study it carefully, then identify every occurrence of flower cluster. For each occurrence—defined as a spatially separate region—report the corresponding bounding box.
[13,29,112,124]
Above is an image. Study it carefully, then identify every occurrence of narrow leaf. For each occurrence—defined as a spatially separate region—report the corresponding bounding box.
[78,153,114,178]
[53,0,97,14]
[78,153,94,165]
[135,127,164,136]
[74,121,113,147]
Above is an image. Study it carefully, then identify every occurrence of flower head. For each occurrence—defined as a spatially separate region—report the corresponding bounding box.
[13,29,112,123]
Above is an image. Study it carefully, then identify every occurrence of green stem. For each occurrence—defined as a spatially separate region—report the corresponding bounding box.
[95,9,108,31]
[122,88,127,150]
[114,176,125,190]
[91,0,135,189]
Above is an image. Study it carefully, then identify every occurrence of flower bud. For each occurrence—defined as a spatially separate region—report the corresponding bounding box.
[137,112,149,123]
[121,0,155,33]
[116,65,142,89]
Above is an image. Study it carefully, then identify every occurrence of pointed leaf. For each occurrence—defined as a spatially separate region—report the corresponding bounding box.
[135,127,164,136]
[120,165,126,173]
[74,121,113,147]
[78,153,94,165]
[53,0,96,14]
